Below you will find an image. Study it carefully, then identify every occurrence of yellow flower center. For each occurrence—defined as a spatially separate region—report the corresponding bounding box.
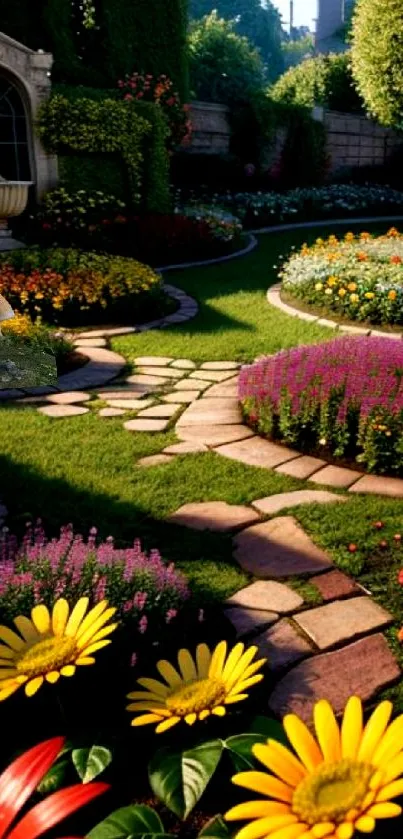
[292,759,373,825]
[166,677,226,716]
[16,636,77,678]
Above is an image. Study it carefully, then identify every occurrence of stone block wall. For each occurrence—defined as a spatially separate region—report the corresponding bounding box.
[187,101,231,155]
[314,107,403,175]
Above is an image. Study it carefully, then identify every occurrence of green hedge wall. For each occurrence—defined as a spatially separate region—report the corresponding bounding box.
[38,88,170,212]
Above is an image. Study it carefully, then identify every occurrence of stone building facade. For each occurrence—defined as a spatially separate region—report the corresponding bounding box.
[315,0,355,54]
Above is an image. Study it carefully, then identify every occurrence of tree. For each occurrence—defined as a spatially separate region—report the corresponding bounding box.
[271,52,363,113]
[189,0,284,81]
[188,12,265,105]
[282,33,314,69]
[351,0,403,127]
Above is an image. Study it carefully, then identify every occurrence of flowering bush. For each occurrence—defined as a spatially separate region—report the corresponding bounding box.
[118,72,191,150]
[211,184,403,229]
[0,522,189,641]
[34,188,127,246]
[239,335,403,474]
[178,205,242,244]
[281,228,403,325]
[131,212,242,265]
[2,313,73,366]
[0,248,161,326]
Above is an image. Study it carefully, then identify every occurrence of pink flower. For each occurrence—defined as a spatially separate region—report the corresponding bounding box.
[138,615,148,634]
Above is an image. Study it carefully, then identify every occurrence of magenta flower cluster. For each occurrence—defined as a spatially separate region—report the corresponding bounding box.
[239,336,403,474]
[0,521,190,636]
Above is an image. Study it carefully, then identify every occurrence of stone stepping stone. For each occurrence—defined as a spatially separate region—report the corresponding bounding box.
[167,501,260,532]
[136,367,184,379]
[275,456,327,480]
[38,405,90,418]
[189,370,238,382]
[134,356,174,366]
[200,362,240,370]
[125,374,171,387]
[251,490,346,516]
[177,425,254,446]
[99,407,126,417]
[233,516,333,578]
[224,607,278,638]
[137,454,174,467]
[294,596,393,651]
[171,359,196,369]
[226,580,303,614]
[105,398,154,410]
[74,338,107,348]
[268,634,401,722]
[137,404,181,419]
[174,379,210,391]
[204,378,239,398]
[310,569,362,602]
[309,465,362,489]
[77,327,135,338]
[124,418,169,432]
[216,437,299,470]
[97,388,151,398]
[349,474,403,498]
[255,619,313,672]
[45,391,91,404]
[163,442,207,454]
[177,398,242,427]
[163,391,200,404]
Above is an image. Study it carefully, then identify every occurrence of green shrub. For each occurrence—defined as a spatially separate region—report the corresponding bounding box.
[351,0,403,127]
[188,12,265,106]
[271,52,363,113]
[37,93,170,213]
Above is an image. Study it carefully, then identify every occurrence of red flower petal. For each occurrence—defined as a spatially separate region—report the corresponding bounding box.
[7,783,109,839]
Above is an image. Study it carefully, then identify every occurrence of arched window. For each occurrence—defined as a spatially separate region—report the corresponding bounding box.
[0,74,31,180]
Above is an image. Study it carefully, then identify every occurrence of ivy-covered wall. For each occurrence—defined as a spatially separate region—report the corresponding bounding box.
[0,0,188,98]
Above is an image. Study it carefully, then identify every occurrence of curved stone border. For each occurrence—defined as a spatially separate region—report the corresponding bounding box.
[267,283,403,338]
[155,234,258,272]
[250,214,403,235]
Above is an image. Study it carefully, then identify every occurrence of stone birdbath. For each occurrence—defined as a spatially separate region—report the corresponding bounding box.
[0,177,33,248]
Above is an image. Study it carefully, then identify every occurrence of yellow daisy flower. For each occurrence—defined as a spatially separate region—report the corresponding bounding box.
[127,641,266,733]
[226,696,403,839]
[0,597,118,700]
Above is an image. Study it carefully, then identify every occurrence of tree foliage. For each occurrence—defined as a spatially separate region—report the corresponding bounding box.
[188,13,265,105]
[351,0,403,127]
[271,52,363,113]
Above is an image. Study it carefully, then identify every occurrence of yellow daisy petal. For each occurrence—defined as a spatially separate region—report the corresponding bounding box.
[199,709,210,720]
[31,604,50,635]
[209,640,228,678]
[0,626,25,651]
[232,771,294,803]
[45,671,60,684]
[233,658,267,685]
[0,669,17,679]
[373,716,403,766]
[25,675,44,696]
[75,600,108,639]
[196,643,211,678]
[267,824,307,839]
[61,664,76,676]
[367,802,402,818]
[156,716,181,733]
[225,694,249,704]
[127,691,164,702]
[357,701,393,763]
[85,622,118,646]
[185,713,197,725]
[137,677,170,696]
[156,658,182,687]
[0,645,15,660]
[375,780,403,801]
[341,696,363,760]
[212,706,226,716]
[131,713,163,727]
[382,752,403,785]
[314,700,341,762]
[75,656,95,665]
[222,642,246,681]
[126,701,167,712]
[283,715,323,772]
[225,802,290,821]
[52,598,70,636]
[231,674,264,692]
[13,616,39,644]
[226,646,259,688]
[178,648,197,681]
[81,639,111,656]
[336,825,354,839]
[311,825,334,839]
[65,597,90,637]
[0,659,16,666]
[354,817,375,832]
[255,740,306,786]
[76,607,116,649]
[236,814,298,839]
[0,683,19,701]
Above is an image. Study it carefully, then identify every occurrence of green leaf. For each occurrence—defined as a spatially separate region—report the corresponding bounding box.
[37,758,71,795]
[88,804,170,839]
[198,815,230,839]
[72,745,112,784]
[149,740,224,820]
[248,716,289,746]
[224,733,267,771]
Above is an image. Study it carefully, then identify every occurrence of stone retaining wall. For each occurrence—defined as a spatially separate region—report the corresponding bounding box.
[187,101,231,155]
[313,107,403,175]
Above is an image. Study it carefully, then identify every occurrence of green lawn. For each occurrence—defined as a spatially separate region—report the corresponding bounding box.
[2,221,403,629]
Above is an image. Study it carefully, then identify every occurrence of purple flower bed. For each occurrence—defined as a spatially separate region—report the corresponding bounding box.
[239,336,403,475]
[0,521,190,641]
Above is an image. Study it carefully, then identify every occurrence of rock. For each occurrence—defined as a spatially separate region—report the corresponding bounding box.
[294,596,393,650]
[310,570,362,602]
[167,501,260,532]
[251,490,346,516]
[224,607,278,638]
[176,425,254,446]
[254,619,313,672]
[124,418,169,432]
[216,437,299,469]
[38,405,90,418]
[233,516,333,578]
[309,465,362,489]
[226,581,303,614]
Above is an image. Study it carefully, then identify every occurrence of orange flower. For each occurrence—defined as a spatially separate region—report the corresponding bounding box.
[357,251,368,261]
[389,290,397,301]
[390,255,402,265]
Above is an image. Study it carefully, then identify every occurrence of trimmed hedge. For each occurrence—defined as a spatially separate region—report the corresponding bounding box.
[351,0,403,127]
[271,53,363,113]
[38,90,170,213]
